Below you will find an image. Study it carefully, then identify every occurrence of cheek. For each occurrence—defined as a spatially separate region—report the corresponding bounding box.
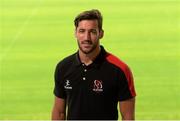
[91,34,99,41]
[76,34,84,40]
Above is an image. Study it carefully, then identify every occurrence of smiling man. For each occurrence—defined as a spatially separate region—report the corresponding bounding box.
[51,9,136,120]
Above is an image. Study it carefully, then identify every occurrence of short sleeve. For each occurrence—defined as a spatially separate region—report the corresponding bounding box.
[53,63,66,99]
[117,66,136,101]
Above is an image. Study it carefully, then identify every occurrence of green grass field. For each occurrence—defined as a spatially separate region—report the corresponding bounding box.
[0,0,180,119]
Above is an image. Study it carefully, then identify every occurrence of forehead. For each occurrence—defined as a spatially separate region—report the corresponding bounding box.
[77,20,98,29]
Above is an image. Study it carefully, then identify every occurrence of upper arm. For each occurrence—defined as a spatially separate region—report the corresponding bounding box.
[52,63,67,120]
[52,96,66,120]
[53,96,66,111]
[119,97,135,120]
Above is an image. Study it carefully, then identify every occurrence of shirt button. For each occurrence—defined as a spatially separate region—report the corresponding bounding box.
[83,77,86,80]
[84,69,87,72]
[82,64,85,66]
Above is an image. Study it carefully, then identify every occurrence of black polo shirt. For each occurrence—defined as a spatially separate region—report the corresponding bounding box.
[54,46,136,120]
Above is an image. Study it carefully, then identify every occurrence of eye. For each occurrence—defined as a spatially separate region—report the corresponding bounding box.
[90,29,97,34]
[78,29,85,33]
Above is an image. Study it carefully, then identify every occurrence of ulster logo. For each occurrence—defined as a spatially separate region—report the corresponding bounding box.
[64,80,72,89]
[93,80,103,92]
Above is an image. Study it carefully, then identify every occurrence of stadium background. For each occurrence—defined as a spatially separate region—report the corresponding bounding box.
[0,0,179,119]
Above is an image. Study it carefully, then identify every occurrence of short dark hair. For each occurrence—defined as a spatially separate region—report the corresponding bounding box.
[74,9,103,31]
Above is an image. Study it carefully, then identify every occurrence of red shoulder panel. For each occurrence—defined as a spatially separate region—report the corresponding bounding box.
[106,53,136,97]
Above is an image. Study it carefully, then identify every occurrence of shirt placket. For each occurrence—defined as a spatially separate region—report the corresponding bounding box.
[82,63,88,81]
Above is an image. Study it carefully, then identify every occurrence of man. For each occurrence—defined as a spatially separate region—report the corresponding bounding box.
[52,9,136,120]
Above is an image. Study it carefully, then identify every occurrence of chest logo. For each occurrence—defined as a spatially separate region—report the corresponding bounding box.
[64,80,72,89]
[93,80,103,92]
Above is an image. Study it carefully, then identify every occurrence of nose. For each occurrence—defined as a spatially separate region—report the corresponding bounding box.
[84,32,91,40]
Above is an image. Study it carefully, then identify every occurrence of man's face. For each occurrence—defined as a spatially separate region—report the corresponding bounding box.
[75,20,103,54]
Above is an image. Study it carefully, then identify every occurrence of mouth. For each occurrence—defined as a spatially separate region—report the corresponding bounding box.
[81,41,92,47]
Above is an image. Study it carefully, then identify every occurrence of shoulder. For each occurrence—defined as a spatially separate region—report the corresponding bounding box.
[105,52,136,97]
[105,52,130,72]
[56,53,76,70]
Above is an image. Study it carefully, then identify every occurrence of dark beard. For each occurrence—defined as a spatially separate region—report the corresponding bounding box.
[78,40,98,54]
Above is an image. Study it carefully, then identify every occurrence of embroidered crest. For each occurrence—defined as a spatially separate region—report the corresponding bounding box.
[93,80,103,92]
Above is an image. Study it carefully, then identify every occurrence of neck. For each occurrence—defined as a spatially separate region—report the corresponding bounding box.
[79,46,101,66]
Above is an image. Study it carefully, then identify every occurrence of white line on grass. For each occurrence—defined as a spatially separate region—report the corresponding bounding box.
[0,0,44,62]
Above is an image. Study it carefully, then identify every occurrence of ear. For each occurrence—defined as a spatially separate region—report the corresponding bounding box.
[99,29,104,39]
[74,28,77,38]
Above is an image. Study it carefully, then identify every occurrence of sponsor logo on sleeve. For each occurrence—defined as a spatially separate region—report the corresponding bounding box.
[64,80,72,89]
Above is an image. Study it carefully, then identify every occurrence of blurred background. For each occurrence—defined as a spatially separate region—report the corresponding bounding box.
[0,0,180,119]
